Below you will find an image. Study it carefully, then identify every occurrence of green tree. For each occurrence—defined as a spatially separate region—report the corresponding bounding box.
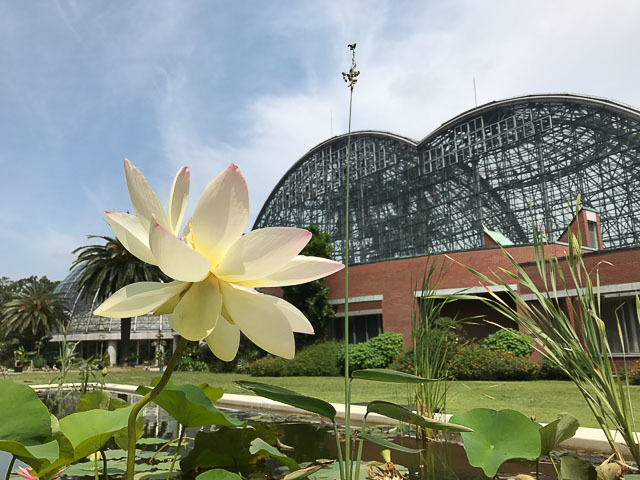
[282,224,336,348]
[1,277,69,348]
[71,235,168,364]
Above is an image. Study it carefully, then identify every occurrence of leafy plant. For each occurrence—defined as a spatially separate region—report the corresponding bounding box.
[336,333,404,374]
[448,343,540,380]
[482,328,534,357]
[249,341,341,377]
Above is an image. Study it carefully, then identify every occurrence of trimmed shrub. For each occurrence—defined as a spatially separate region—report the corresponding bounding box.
[337,332,405,374]
[536,357,570,380]
[249,341,341,377]
[449,343,540,381]
[482,329,534,357]
[389,349,414,374]
[176,356,210,372]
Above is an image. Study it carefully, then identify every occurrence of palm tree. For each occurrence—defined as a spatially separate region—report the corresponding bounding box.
[1,278,69,346]
[71,235,168,364]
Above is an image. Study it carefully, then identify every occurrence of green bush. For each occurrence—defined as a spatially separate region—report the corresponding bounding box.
[536,357,570,380]
[176,356,210,372]
[449,343,540,381]
[337,332,405,374]
[33,355,46,369]
[482,329,534,357]
[249,342,341,377]
[389,349,414,374]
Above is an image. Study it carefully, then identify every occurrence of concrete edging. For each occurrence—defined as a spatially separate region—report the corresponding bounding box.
[27,382,634,456]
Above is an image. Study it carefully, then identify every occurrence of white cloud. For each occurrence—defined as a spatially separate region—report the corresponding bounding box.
[150,0,640,229]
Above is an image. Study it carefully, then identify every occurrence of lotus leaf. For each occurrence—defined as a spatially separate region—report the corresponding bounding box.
[450,408,541,478]
[356,432,421,454]
[559,455,596,480]
[137,383,242,428]
[539,413,579,457]
[235,381,336,421]
[366,401,472,433]
[196,469,243,480]
[181,425,278,475]
[249,437,299,471]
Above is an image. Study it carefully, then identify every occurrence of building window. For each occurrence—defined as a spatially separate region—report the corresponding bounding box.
[588,220,599,249]
[334,314,383,343]
[602,298,640,354]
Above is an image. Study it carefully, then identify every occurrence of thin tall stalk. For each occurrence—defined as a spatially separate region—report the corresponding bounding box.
[456,201,640,465]
[341,42,359,480]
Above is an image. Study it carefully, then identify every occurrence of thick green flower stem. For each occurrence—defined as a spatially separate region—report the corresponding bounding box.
[126,337,189,480]
[332,423,345,480]
[4,456,15,480]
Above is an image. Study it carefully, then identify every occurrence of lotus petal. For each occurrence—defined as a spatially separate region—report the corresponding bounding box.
[149,222,210,283]
[104,211,156,265]
[215,227,311,283]
[171,275,222,341]
[262,296,314,334]
[168,166,190,235]
[124,159,169,230]
[94,281,188,318]
[191,164,249,267]
[237,256,344,288]
[220,281,295,359]
[205,312,240,361]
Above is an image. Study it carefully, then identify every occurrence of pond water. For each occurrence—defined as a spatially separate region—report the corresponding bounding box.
[0,390,559,480]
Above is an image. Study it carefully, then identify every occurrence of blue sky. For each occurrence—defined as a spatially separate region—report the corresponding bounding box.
[2,1,640,282]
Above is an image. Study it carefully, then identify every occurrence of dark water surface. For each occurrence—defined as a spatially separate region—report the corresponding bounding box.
[0,390,559,479]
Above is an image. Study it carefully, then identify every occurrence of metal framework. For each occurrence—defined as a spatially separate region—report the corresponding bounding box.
[254,94,640,264]
[54,268,172,338]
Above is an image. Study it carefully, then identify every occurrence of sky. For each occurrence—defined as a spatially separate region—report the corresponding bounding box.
[2,0,640,282]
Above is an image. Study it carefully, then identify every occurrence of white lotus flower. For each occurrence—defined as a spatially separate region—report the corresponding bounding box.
[94,160,344,360]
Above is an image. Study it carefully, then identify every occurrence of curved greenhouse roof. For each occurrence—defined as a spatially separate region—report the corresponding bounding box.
[54,267,172,340]
[254,93,640,264]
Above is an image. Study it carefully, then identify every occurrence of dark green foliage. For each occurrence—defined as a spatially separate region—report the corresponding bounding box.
[482,328,534,357]
[71,235,169,304]
[176,356,211,372]
[449,343,540,380]
[537,356,570,380]
[337,332,405,374]
[281,224,335,348]
[1,277,69,343]
[392,343,569,381]
[249,341,341,377]
[71,235,168,364]
[389,349,414,374]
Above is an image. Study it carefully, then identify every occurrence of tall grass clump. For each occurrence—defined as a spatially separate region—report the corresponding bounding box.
[458,201,640,465]
[413,258,466,438]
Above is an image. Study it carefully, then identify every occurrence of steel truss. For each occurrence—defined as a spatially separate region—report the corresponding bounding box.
[254,95,640,264]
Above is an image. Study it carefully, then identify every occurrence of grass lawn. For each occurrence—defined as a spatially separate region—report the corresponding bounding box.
[8,370,640,429]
